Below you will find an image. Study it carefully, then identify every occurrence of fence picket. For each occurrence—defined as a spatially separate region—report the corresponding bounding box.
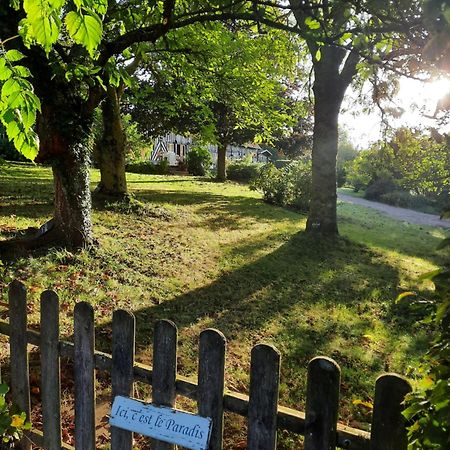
[247,344,280,450]
[152,320,178,450]
[198,329,226,450]
[111,310,136,450]
[8,280,31,450]
[304,357,340,450]
[370,374,412,450]
[40,290,62,450]
[74,302,96,450]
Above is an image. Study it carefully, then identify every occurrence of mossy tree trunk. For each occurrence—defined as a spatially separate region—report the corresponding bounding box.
[95,85,128,199]
[52,150,93,248]
[35,101,96,249]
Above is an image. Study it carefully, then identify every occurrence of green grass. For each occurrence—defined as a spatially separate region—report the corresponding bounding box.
[1,162,448,445]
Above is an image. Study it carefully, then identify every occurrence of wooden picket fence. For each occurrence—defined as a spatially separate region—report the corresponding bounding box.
[0,281,413,450]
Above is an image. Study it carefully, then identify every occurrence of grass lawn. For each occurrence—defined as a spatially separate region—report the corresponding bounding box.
[1,162,448,447]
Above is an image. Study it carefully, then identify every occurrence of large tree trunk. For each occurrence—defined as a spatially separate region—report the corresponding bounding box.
[288,1,360,235]
[52,149,93,248]
[95,86,128,199]
[304,47,359,235]
[216,140,228,182]
[33,103,95,249]
[36,88,97,248]
[305,82,343,234]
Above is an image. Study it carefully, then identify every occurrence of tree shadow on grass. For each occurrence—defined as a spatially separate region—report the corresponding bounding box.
[133,188,301,229]
[127,178,200,184]
[93,232,420,377]
[0,201,53,220]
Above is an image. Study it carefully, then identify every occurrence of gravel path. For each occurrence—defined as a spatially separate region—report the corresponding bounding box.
[338,193,450,229]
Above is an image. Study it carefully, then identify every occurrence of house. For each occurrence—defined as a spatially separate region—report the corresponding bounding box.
[151,133,192,166]
[150,133,272,166]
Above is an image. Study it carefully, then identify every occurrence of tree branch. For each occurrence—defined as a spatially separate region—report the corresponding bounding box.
[339,49,359,86]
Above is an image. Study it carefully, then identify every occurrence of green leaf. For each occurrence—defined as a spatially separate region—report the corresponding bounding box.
[418,269,442,281]
[11,65,32,78]
[22,0,62,50]
[304,17,321,30]
[340,32,353,42]
[5,49,25,62]
[0,384,9,395]
[395,291,417,303]
[0,58,13,81]
[403,402,426,419]
[49,0,66,8]
[1,78,22,99]
[21,106,36,131]
[5,119,21,141]
[315,48,321,61]
[65,10,103,57]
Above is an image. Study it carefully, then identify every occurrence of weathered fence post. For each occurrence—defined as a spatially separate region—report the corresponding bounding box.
[247,344,281,450]
[370,374,412,450]
[152,320,178,450]
[40,290,62,450]
[304,357,340,450]
[111,310,136,450]
[198,329,226,450]
[74,302,96,450]
[9,280,31,450]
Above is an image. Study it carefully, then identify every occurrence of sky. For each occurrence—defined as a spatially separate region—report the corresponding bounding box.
[340,76,450,149]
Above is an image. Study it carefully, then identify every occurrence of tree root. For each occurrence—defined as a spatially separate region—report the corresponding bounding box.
[0,219,94,259]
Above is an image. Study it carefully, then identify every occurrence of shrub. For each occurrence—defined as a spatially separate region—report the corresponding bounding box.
[284,159,312,211]
[401,233,450,449]
[186,146,212,176]
[251,159,312,212]
[364,176,397,201]
[251,163,286,205]
[227,157,261,183]
[125,159,169,175]
[0,383,31,448]
[379,191,432,210]
[273,159,291,169]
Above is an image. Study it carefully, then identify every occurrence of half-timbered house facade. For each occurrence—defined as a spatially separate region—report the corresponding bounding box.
[151,133,272,167]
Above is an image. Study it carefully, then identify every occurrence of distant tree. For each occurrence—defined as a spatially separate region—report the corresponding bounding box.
[346,127,449,203]
[125,23,303,181]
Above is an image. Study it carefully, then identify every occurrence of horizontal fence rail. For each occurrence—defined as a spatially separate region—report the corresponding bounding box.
[0,281,413,450]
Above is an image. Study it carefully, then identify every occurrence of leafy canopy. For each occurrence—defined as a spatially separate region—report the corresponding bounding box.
[126,22,305,146]
[0,0,106,159]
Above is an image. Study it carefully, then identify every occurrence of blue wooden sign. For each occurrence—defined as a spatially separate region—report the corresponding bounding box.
[110,396,212,450]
